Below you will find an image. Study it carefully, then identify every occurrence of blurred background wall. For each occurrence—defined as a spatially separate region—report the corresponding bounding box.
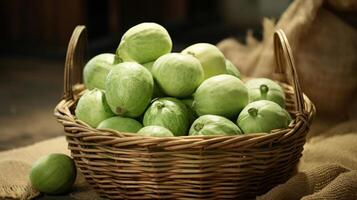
[0,0,291,58]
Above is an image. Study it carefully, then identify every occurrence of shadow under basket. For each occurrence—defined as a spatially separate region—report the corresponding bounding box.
[54,26,315,199]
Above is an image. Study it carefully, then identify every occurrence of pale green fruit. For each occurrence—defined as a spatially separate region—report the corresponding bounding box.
[189,115,242,136]
[75,89,114,127]
[143,60,164,98]
[30,154,76,195]
[143,97,189,136]
[137,125,174,137]
[193,74,248,118]
[116,22,172,63]
[105,62,154,117]
[225,59,241,79]
[97,116,143,133]
[182,43,226,79]
[237,100,292,134]
[152,53,204,97]
[245,78,286,107]
[83,53,119,90]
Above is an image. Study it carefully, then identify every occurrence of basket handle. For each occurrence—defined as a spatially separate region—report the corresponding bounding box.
[274,29,305,114]
[63,25,87,100]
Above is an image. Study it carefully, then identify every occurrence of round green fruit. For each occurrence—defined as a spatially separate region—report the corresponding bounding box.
[75,89,114,128]
[237,100,292,134]
[245,78,286,107]
[29,154,76,195]
[137,125,174,137]
[189,115,242,136]
[83,53,117,90]
[105,62,154,117]
[143,61,164,98]
[116,22,172,64]
[225,59,241,79]
[143,97,189,136]
[152,53,204,97]
[193,74,248,118]
[97,116,143,133]
[182,43,226,79]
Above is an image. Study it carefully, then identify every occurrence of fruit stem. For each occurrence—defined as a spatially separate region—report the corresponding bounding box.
[156,101,165,109]
[260,84,269,94]
[194,123,204,131]
[248,108,258,117]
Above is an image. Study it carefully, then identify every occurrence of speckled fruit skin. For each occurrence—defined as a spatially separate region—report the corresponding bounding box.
[143,97,189,136]
[97,116,143,133]
[193,74,249,118]
[75,89,114,128]
[237,100,292,134]
[245,78,286,108]
[189,115,242,136]
[137,125,174,137]
[152,53,204,98]
[182,43,226,79]
[29,154,77,195]
[83,53,117,90]
[105,62,154,117]
[116,22,172,64]
[225,59,241,79]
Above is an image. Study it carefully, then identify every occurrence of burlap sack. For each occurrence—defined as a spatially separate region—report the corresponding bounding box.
[217,0,357,120]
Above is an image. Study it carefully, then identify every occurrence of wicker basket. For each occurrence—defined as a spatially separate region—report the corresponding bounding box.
[54,26,315,199]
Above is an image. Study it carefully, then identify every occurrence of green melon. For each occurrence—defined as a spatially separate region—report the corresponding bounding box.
[245,78,286,107]
[105,62,154,117]
[143,97,189,136]
[83,53,117,90]
[193,74,248,118]
[152,53,204,97]
[237,100,292,134]
[137,125,174,137]
[97,116,143,133]
[225,59,241,79]
[116,22,172,64]
[75,89,114,128]
[189,115,242,136]
[29,154,76,195]
[182,43,226,79]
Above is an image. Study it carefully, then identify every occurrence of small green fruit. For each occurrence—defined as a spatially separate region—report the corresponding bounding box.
[152,53,204,97]
[29,154,76,195]
[105,62,154,117]
[245,78,286,107]
[83,53,117,90]
[193,74,249,118]
[143,97,189,136]
[189,115,242,136]
[137,125,174,137]
[75,89,114,128]
[237,100,292,134]
[225,59,241,79]
[97,116,143,133]
[116,22,172,63]
[182,43,226,79]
